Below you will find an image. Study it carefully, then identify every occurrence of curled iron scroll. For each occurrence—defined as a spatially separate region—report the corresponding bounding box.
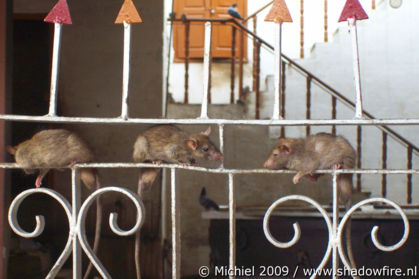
[337,197,410,270]
[263,195,333,279]
[8,188,73,279]
[77,186,145,279]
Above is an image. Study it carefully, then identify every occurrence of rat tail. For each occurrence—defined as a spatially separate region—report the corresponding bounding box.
[338,174,359,279]
[137,168,160,198]
[83,172,102,279]
[134,168,159,279]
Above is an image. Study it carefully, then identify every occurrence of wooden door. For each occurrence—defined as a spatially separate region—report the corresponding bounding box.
[173,0,247,60]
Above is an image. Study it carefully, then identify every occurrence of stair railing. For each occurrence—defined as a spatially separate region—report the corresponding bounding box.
[168,16,417,204]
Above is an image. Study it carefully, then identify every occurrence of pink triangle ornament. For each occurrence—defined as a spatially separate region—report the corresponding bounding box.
[44,0,72,24]
[338,0,368,22]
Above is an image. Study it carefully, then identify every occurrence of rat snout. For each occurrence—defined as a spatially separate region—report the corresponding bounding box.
[264,159,274,169]
[211,152,223,161]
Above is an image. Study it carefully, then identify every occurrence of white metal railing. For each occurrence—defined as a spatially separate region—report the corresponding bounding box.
[4,0,417,277]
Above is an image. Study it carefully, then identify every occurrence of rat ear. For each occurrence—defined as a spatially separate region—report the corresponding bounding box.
[201,126,211,137]
[186,139,198,150]
[7,146,16,155]
[279,144,291,154]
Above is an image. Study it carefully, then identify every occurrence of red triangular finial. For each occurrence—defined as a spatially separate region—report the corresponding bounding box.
[115,0,142,24]
[338,0,368,22]
[265,0,293,23]
[44,0,72,24]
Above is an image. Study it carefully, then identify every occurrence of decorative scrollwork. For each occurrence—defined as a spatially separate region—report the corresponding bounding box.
[77,186,145,279]
[8,188,73,279]
[337,197,410,270]
[263,195,333,278]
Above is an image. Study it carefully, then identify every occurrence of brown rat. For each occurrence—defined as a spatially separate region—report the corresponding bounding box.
[132,124,223,279]
[133,125,223,193]
[7,129,102,279]
[264,132,357,274]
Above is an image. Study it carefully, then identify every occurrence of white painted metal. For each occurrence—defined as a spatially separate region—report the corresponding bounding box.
[1,113,418,125]
[72,169,82,279]
[1,162,418,175]
[348,18,363,119]
[331,173,339,279]
[263,195,333,279]
[121,22,131,119]
[8,188,73,279]
[228,173,236,279]
[337,197,410,270]
[48,23,62,116]
[263,172,411,279]
[272,23,282,120]
[200,22,212,119]
[171,168,181,279]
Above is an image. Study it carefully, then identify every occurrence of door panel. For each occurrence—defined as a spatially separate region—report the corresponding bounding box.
[173,0,247,60]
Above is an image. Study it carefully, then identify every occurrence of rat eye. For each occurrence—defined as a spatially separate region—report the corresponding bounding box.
[273,151,279,156]
[202,146,209,152]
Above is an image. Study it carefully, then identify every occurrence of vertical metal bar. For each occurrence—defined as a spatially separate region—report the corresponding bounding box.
[228,173,236,279]
[356,125,362,192]
[305,76,312,136]
[300,0,304,58]
[230,26,236,104]
[255,41,261,119]
[324,0,328,42]
[171,168,181,279]
[219,124,225,169]
[407,146,413,204]
[381,132,387,197]
[239,30,244,100]
[48,23,62,116]
[331,96,337,135]
[280,62,286,137]
[348,18,363,119]
[200,22,212,119]
[72,168,82,279]
[272,24,282,120]
[184,21,190,104]
[331,173,338,279]
[252,15,257,92]
[208,27,212,105]
[121,22,131,119]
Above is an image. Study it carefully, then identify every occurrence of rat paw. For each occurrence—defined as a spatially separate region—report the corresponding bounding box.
[152,160,163,165]
[332,163,343,170]
[293,175,300,184]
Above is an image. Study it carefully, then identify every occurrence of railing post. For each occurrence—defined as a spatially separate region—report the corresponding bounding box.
[255,41,261,119]
[300,0,304,58]
[228,173,236,279]
[381,132,387,197]
[171,168,181,279]
[356,125,362,192]
[280,61,286,137]
[72,169,82,279]
[305,76,312,136]
[324,0,328,42]
[372,0,376,10]
[407,146,413,204]
[183,19,190,104]
[272,23,283,120]
[331,96,337,135]
[200,22,212,119]
[239,30,244,99]
[252,15,257,92]
[230,26,236,104]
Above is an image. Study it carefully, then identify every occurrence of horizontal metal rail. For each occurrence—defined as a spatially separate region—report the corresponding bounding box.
[0,114,418,126]
[1,162,418,175]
